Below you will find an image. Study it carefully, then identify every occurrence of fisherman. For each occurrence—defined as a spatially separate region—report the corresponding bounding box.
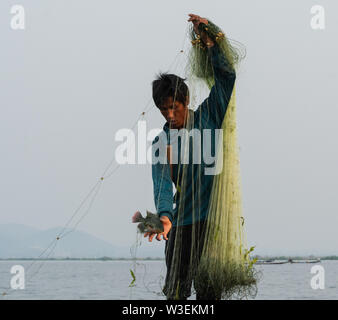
[145,13,236,300]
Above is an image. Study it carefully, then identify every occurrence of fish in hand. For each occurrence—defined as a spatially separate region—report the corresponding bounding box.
[132,210,164,234]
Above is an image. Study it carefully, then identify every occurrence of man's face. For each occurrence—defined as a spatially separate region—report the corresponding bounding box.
[159,96,189,129]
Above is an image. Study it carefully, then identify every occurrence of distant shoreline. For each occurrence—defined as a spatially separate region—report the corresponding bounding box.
[253,255,338,260]
[0,257,164,261]
[0,255,337,261]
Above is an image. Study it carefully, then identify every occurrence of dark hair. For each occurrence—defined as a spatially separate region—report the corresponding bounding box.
[152,72,189,109]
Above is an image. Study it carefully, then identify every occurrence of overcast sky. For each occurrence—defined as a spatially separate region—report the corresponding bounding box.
[0,0,337,256]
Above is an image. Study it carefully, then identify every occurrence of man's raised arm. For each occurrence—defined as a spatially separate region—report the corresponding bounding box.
[189,14,236,128]
[201,43,236,128]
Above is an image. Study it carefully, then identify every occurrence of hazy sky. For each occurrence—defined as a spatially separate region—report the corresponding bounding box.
[0,0,337,256]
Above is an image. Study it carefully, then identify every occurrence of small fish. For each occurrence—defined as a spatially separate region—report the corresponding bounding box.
[132,210,164,234]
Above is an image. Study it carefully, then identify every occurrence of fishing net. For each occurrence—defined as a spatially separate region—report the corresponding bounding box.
[192,85,258,299]
[150,19,258,300]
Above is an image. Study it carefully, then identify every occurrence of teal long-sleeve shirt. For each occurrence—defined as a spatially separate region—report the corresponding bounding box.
[151,43,236,227]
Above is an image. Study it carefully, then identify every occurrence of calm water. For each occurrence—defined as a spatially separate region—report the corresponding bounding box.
[0,260,337,300]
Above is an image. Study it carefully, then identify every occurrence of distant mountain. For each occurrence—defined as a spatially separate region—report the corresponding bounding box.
[0,224,164,259]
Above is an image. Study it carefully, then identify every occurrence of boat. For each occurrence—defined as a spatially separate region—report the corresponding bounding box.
[255,260,289,265]
[255,258,321,265]
[289,258,321,264]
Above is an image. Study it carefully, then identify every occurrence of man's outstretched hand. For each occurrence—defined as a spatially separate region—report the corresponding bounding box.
[144,216,172,242]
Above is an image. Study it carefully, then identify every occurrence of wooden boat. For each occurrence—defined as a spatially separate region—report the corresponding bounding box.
[289,258,321,264]
[255,258,321,265]
[255,260,289,265]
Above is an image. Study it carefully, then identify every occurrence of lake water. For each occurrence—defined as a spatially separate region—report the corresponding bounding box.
[0,260,337,300]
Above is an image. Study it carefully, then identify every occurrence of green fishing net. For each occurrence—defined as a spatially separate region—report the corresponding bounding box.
[159,20,258,300]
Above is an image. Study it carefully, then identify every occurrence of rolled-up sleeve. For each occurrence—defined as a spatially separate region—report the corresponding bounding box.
[198,43,236,128]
